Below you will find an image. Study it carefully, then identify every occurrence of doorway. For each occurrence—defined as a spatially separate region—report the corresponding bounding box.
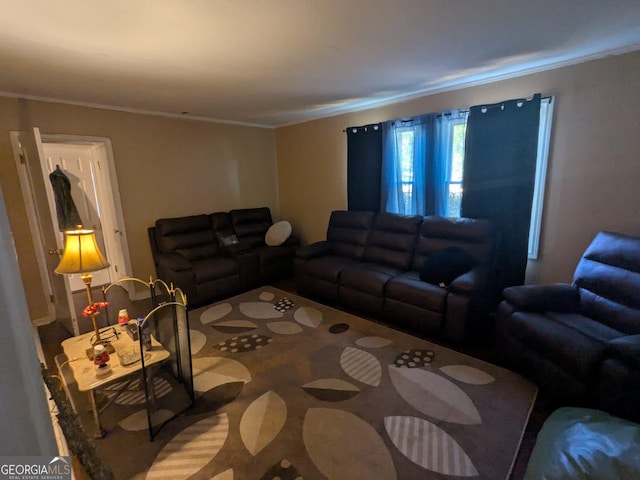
[11,129,132,335]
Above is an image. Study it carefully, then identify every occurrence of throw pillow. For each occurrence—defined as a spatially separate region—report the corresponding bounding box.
[419,246,477,286]
[265,220,292,246]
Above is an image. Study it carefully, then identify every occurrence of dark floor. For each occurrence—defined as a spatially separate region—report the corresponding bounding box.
[39,279,552,480]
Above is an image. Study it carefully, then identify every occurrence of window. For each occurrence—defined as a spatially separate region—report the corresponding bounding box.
[528,97,553,259]
[393,97,553,258]
[447,119,466,217]
[397,126,415,213]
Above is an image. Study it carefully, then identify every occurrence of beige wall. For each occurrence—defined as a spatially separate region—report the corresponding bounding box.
[275,50,640,285]
[2,50,639,321]
[0,98,278,320]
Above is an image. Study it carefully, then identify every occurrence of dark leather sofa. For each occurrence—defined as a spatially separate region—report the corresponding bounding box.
[497,231,640,422]
[295,210,497,342]
[148,207,298,307]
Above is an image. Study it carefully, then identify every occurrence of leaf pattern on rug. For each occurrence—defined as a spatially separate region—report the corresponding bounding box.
[210,468,233,479]
[258,459,302,480]
[214,334,273,353]
[200,303,233,324]
[388,366,481,425]
[302,378,360,401]
[119,409,174,432]
[259,291,275,301]
[239,301,284,319]
[210,468,233,480]
[211,319,259,333]
[189,328,207,354]
[304,408,396,479]
[146,413,228,479]
[106,376,173,405]
[340,347,382,386]
[355,336,393,348]
[392,349,435,368]
[267,321,304,335]
[440,365,496,385]
[240,391,287,456]
[384,415,479,477]
[293,306,323,328]
[192,357,251,393]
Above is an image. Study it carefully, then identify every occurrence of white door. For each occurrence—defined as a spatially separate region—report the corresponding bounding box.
[13,128,78,334]
[41,144,112,290]
[11,129,132,335]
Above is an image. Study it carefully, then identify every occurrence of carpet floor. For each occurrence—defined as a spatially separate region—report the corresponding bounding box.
[40,282,555,479]
[52,287,541,479]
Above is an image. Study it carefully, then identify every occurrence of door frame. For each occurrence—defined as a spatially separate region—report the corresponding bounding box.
[10,131,133,332]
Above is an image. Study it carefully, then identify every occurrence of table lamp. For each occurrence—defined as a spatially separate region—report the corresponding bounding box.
[55,227,112,356]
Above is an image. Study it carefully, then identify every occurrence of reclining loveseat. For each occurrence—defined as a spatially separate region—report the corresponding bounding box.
[295,210,497,343]
[148,207,298,307]
[497,231,640,422]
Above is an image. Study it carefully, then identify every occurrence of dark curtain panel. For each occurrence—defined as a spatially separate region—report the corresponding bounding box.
[347,123,382,211]
[461,94,541,289]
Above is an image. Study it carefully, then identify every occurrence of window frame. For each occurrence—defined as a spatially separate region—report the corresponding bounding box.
[527,96,554,259]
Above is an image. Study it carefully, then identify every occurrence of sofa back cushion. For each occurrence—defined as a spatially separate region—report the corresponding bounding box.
[363,212,422,270]
[327,210,375,260]
[412,216,493,271]
[574,231,640,335]
[229,207,273,249]
[155,214,218,257]
[210,211,236,243]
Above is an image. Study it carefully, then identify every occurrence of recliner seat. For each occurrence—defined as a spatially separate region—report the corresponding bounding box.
[497,231,640,420]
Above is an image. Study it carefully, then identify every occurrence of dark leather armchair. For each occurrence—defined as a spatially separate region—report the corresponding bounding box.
[497,231,640,419]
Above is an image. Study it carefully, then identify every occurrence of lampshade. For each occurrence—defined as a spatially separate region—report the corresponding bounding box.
[55,228,110,274]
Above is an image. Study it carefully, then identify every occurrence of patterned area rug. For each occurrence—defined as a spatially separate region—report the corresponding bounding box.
[93,287,537,479]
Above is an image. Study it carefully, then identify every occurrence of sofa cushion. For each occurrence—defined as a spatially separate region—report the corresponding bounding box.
[176,243,218,261]
[192,257,238,283]
[412,216,493,271]
[386,271,447,312]
[340,263,402,296]
[302,255,360,282]
[230,207,273,248]
[327,210,375,260]
[419,246,477,286]
[265,220,292,246]
[254,244,297,266]
[155,214,216,254]
[573,231,640,335]
[506,310,623,380]
[363,212,422,270]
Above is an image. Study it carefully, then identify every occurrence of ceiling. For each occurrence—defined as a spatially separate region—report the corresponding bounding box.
[1,1,640,128]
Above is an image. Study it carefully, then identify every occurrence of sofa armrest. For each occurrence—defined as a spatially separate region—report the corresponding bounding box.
[605,335,640,370]
[296,241,331,259]
[156,253,191,272]
[448,266,487,295]
[502,284,580,312]
[282,234,300,248]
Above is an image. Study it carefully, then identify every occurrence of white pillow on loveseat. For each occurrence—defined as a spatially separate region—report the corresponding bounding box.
[265,220,292,246]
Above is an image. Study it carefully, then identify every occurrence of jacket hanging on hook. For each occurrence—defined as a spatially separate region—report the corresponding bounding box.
[49,165,83,231]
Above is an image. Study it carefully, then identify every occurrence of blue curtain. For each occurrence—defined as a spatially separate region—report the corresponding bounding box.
[381,111,465,216]
[461,94,541,289]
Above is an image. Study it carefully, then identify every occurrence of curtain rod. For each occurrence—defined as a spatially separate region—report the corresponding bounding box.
[343,95,552,132]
